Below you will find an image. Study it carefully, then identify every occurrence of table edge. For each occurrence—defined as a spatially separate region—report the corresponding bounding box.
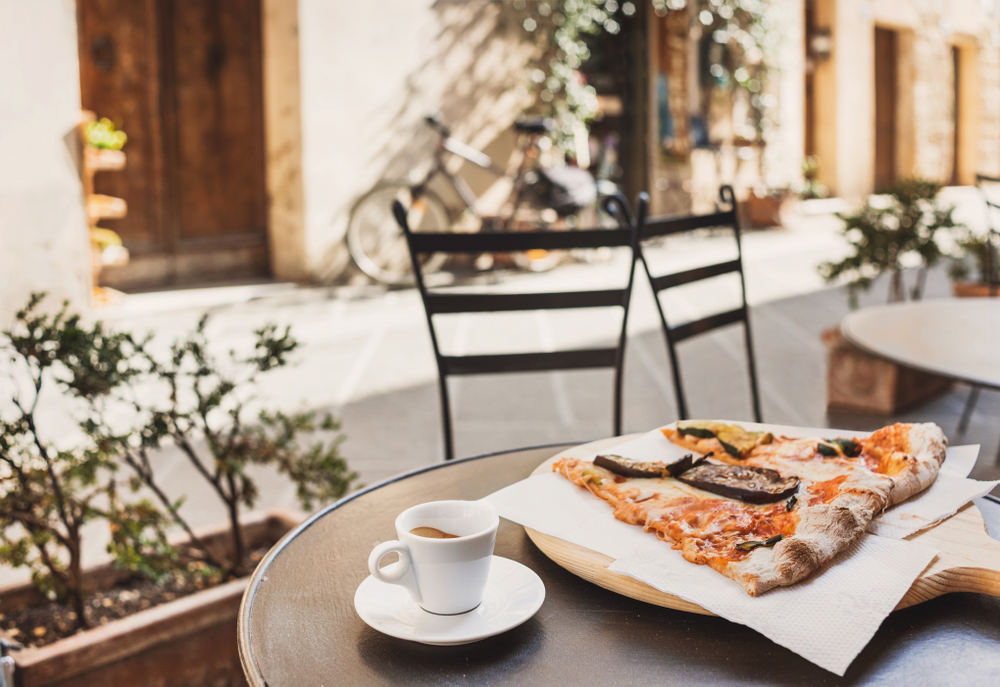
[840,307,1000,391]
[237,441,580,687]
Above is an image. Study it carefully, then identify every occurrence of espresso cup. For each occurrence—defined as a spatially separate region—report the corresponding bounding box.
[368,500,499,615]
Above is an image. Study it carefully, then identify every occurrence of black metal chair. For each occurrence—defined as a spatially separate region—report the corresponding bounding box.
[614,186,762,422]
[393,199,641,461]
[956,175,1000,435]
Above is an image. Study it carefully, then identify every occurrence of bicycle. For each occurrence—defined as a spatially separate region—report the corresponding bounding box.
[346,114,608,285]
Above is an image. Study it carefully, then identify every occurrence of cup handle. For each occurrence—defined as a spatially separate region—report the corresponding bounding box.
[368,540,422,603]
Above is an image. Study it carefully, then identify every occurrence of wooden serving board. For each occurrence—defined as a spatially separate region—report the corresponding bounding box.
[525,436,1000,616]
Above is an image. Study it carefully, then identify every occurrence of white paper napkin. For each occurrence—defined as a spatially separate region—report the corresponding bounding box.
[940,444,980,478]
[607,535,935,677]
[485,471,937,676]
[487,472,653,560]
[579,426,996,540]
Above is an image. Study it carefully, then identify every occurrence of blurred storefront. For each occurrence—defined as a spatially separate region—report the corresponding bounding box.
[645,0,1000,213]
[803,0,1000,198]
[4,1,1000,315]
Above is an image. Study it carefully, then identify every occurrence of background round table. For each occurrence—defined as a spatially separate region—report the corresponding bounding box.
[238,443,1000,686]
[841,298,1000,389]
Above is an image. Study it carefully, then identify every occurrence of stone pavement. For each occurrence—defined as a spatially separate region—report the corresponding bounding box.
[3,191,998,585]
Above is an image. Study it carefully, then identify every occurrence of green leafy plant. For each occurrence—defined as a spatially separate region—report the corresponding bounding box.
[513,0,777,150]
[819,179,961,307]
[2,293,357,638]
[0,295,174,630]
[948,228,1000,286]
[796,155,828,200]
[86,316,357,577]
[84,118,127,151]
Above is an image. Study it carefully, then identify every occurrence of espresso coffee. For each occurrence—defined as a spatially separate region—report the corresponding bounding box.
[409,526,460,539]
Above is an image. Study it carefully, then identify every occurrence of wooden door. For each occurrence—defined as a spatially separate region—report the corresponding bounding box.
[78,0,269,289]
[874,27,897,192]
[77,0,164,251]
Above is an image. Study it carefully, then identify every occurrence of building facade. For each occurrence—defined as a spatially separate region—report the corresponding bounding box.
[645,0,1000,214]
[3,1,999,321]
[806,0,1000,198]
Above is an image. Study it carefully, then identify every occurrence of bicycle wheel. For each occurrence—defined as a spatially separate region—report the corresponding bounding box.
[347,182,449,285]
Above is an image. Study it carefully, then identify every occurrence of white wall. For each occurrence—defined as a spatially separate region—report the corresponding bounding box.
[0,0,90,323]
[296,0,532,279]
[768,0,806,187]
[822,0,1000,198]
[835,0,876,200]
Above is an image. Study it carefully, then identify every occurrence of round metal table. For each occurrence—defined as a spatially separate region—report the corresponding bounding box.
[238,444,1000,686]
[841,299,1000,390]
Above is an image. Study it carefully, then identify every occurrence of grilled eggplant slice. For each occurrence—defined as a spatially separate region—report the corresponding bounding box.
[675,421,773,459]
[677,463,799,504]
[817,438,862,458]
[735,534,784,551]
[715,427,773,458]
[675,422,717,440]
[594,453,698,479]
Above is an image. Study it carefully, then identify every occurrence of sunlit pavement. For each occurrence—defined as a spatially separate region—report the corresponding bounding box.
[4,193,997,585]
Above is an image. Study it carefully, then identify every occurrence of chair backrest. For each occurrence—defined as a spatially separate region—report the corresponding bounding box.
[974,174,1000,297]
[625,186,762,422]
[393,199,640,461]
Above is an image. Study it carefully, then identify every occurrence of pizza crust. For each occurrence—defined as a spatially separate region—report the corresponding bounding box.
[554,421,947,596]
[885,422,947,505]
[731,498,874,595]
[730,423,945,595]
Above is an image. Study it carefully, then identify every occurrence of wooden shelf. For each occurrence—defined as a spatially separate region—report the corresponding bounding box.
[79,111,131,307]
[87,194,128,222]
[85,147,126,173]
[91,244,130,269]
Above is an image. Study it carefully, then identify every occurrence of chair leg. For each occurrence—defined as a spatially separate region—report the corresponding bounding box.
[439,374,454,462]
[958,385,981,437]
[613,368,623,437]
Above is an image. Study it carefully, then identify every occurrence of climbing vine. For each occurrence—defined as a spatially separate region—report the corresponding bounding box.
[513,0,778,149]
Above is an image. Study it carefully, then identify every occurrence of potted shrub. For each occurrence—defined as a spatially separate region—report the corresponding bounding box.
[817,179,959,414]
[742,186,791,229]
[795,155,829,201]
[949,228,1000,297]
[1,295,357,686]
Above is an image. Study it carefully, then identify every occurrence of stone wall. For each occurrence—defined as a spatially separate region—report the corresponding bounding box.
[817,0,1000,197]
[295,0,533,281]
[908,13,954,182]
[977,41,1000,177]
[0,1,91,322]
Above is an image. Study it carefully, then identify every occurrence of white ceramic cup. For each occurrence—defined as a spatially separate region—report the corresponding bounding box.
[368,500,499,615]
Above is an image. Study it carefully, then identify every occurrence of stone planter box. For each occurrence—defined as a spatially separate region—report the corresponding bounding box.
[822,327,952,415]
[741,188,790,229]
[3,509,301,687]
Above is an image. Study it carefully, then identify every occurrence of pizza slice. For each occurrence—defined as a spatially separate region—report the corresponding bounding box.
[553,421,946,596]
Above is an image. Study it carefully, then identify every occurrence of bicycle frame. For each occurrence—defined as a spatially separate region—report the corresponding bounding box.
[412,122,544,233]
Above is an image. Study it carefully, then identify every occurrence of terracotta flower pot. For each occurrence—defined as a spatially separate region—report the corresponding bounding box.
[822,326,951,415]
[952,281,998,298]
[741,188,791,229]
[2,509,301,687]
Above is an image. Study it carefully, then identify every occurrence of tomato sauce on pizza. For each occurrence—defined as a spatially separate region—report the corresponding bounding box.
[553,421,946,595]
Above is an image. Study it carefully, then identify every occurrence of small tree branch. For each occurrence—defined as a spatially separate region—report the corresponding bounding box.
[174,434,226,499]
[119,445,225,571]
[22,413,77,537]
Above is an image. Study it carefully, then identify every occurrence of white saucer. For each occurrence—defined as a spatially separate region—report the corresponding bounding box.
[354,555,545,646]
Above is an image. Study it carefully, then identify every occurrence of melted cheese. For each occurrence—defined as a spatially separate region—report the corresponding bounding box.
[860,423,914,475]
[555,458,798,567]
[553,424,922,574]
